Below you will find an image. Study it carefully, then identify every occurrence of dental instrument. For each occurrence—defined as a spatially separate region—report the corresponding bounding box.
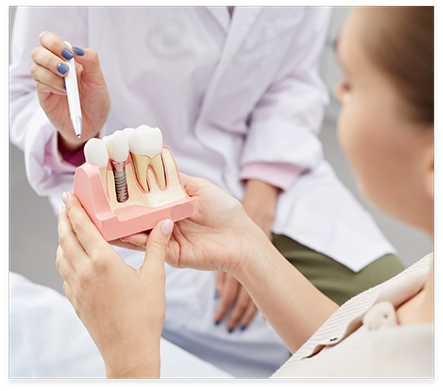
[64,41,82,139]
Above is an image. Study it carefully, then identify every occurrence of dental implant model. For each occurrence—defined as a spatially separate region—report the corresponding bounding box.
[104,130,129,203]
[83,138,108,192]
[126,125,166,191]
[73,125,197,241]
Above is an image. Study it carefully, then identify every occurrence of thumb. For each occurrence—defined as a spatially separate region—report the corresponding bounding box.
[142,219,174,272]
[73,47,106,80]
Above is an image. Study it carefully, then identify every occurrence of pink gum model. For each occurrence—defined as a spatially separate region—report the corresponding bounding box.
[73,146,198,241]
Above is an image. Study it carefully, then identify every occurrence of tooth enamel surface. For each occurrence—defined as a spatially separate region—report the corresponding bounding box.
[130,125,163,158]
[84,138,109,168]
[104,130,129,163]
[127,125,165,190]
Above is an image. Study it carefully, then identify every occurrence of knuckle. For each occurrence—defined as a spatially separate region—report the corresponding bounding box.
[58,231,68,249]
[39,31,50,42]
[90,253,108,272]
[41,32,58,51]
[76,268,90,288]
[70,215,87,237]
[30,47,40,61]
[29,63,37,78]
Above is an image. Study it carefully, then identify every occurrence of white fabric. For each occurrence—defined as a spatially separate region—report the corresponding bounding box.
[9,272,233,379]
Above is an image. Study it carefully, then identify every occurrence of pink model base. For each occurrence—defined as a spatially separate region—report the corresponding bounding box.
[73,147,198,242]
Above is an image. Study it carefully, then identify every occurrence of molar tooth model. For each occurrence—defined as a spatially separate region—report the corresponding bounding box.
[73,125,198,241]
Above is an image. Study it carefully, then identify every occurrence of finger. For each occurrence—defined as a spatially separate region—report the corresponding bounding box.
[31,63,66,93]
[108,237,146,252]
[35,80,68,96]
[55,245,77,287]
[141,220,174,275]
[226,287,255,331]
[38,31,75,62]
[58,203,89,270]
[63,192,108,258]
[31,45,71,77]
[214,271,226,300]
[118,232,149,249]
[71,47,103,77]
[237,300,259,331]
[214,274,240,325]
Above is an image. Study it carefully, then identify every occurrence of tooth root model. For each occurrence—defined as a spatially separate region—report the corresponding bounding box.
[127,125,166,191]
[84,138,108,192]
[104,130,129,203]
[73,125,198,242]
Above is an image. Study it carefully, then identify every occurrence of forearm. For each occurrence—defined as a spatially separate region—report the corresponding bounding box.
[233,224,339,353]
[242,179,279,238]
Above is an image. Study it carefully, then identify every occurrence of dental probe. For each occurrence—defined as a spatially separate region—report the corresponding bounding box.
[64,41,82,139]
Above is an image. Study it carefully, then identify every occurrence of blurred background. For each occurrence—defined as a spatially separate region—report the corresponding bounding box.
[9,6,432,295]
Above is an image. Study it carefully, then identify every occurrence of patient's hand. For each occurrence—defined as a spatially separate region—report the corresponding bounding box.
[56,193,173,378]
[118,174,264,276]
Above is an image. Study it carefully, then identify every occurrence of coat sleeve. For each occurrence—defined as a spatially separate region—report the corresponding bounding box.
[9,7,89,196]
[240,7,332,190]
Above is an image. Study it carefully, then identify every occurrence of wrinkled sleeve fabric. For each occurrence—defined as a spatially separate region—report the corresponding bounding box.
[240,7,332,191]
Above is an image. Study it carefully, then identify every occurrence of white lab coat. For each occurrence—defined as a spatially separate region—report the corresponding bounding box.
[9,6,396,378]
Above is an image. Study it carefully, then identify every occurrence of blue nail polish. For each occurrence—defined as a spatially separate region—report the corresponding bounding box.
[63,82,66,89]
[62,49,74,60]
[214,290,219,299]
[215,320,221,326]
[57,63,69,75]
[228,328,234,333]
[73,46,85,56]
[240,324,247,331]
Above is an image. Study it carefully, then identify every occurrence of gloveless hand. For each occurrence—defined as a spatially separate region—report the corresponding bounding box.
[31,31,110,154]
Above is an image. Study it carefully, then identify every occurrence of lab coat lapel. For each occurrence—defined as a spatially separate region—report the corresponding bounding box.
[195,7,263,165]
[199,7,262,117]
[206,7,230,33]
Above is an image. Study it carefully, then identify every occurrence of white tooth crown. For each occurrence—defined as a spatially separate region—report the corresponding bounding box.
[127,125,163,158]
[104,130,129,163]
[84,138,109,168]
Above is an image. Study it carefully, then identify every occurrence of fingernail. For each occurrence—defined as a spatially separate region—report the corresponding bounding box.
[57,63,69,75]
[228,328,234,334]
[160,219,174,236]
[62,49,74,60]
[63,81,66,89]
[58,205,65,216]
[240,325,247,331]
[214,290,219,299]
[215,320,221,326]
[73,46,85,56]
[61,192,69,204]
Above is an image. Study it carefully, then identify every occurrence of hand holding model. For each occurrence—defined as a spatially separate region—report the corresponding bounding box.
[57,193,173,378]
[30,31,110,154]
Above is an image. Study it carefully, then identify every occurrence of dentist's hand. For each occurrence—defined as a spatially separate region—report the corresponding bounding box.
[31,31,110,155]
[56,193,172,378]
[213,179,279,332]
